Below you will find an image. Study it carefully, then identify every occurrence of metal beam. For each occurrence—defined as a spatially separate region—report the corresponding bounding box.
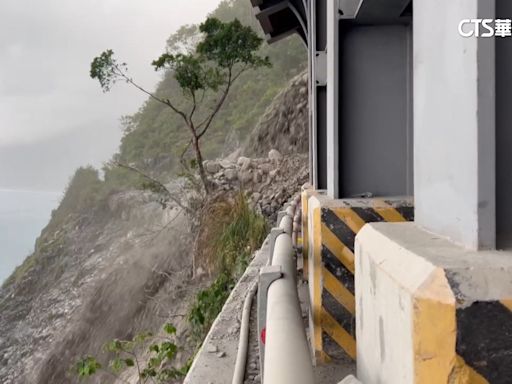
[326,0,340,198]
[356,0,411,22]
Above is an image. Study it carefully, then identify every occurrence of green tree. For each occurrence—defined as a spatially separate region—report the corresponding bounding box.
[90,17,270,193]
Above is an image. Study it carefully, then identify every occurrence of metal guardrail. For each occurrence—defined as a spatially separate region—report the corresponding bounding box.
[257,197,315,384]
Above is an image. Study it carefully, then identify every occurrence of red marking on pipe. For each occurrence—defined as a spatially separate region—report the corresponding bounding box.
[261,328,266,344]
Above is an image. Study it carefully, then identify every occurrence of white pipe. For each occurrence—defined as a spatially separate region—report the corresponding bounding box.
[264,201,314,384]
[232,195,311,384]
[279,212,293,235]
[231,198,296,384]
[232,281,258,384]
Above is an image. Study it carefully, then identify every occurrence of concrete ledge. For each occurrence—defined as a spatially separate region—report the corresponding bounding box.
[184,237,270,384]
[355,222,512,384]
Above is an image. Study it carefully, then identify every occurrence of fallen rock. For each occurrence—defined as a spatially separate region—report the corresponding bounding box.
[253,171,262,184]
[268,149,283,162]
[237,156,252,171]
[205,161,221,174]
[219,159,235,169]
[238,170,253,184]
[224,169,238,181]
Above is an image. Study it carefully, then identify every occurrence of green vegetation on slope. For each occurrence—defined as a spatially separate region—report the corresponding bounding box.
[106,0,306,182]
[2,0,304,328]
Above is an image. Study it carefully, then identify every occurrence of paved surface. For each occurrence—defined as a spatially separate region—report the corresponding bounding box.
[297,278,356,384]
[183,238,269,384]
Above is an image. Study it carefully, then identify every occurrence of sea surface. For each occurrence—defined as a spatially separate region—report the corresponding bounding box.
[0,189,61,284]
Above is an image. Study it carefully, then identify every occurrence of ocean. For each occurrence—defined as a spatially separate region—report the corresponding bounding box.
[0,189,61,284]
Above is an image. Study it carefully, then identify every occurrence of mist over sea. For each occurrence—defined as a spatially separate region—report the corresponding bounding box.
[0,189,61,284]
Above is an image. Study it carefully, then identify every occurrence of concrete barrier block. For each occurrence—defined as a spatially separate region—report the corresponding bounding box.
[338,374,362,384]
[355,222,512,384]
[306,193,413,364]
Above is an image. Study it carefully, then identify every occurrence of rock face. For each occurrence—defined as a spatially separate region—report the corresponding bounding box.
[0,62,310,384]
[242,71,308,157]
[0,190,198,384]
[205,150,309,221]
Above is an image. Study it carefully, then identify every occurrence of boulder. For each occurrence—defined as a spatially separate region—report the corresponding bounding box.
[238,169,253,184]
[269,169,279,180]
[268,149,283,162]
[219,159,235,169]
[253,171,262,184]
[205,161,221,174]
[224,169,238,181]
[237,156,252,171]
[259,162,274,174]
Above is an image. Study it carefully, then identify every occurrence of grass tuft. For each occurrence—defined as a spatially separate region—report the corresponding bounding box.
[188,192,267,342]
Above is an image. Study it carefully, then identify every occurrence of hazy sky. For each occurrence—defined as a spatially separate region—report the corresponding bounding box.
[0,0,222,191]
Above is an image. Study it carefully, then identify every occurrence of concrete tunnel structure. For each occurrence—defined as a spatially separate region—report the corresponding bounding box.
[251,0,512,383]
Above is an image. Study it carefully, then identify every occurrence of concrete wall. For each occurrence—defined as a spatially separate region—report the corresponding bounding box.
[413,0,496,249]
[496,0,512,249]
[339,24,413,197]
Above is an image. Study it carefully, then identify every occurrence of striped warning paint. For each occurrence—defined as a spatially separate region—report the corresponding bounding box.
[311,197,414,361]
[455,301,512,383]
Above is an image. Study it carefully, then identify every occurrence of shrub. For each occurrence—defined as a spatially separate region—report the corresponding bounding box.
[74,323,187,384]
[188,193,267,342]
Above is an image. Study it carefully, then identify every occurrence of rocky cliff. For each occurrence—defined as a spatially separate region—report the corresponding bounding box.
[0,24,309,384]
[243,71,308,157]
[0,190,196,383]
[0,154,308,383]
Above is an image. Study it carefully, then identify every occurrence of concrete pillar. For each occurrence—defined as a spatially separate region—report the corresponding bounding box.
[414,0,496,249]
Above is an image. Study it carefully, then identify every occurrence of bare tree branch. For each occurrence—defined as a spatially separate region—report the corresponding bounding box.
[188,90,198,124]
[196,69,233,140]
[112,64,189,125]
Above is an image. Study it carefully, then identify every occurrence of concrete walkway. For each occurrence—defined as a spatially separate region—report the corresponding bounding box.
[184,232,356,384]
[184,237,269,384]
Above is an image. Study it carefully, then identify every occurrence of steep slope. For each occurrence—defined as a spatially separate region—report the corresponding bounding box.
[109,0,307,183]
[0,190,196,383]
[242,71,308,157]
[0,2,310,383]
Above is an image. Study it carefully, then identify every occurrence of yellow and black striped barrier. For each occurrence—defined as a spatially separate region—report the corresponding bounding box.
[453,300,512,383]
[305,192,414,362]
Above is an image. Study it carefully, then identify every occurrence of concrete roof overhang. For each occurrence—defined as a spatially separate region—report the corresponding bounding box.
[250,0,308,44]
[249,0,412,46]
[353,0,412,24]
